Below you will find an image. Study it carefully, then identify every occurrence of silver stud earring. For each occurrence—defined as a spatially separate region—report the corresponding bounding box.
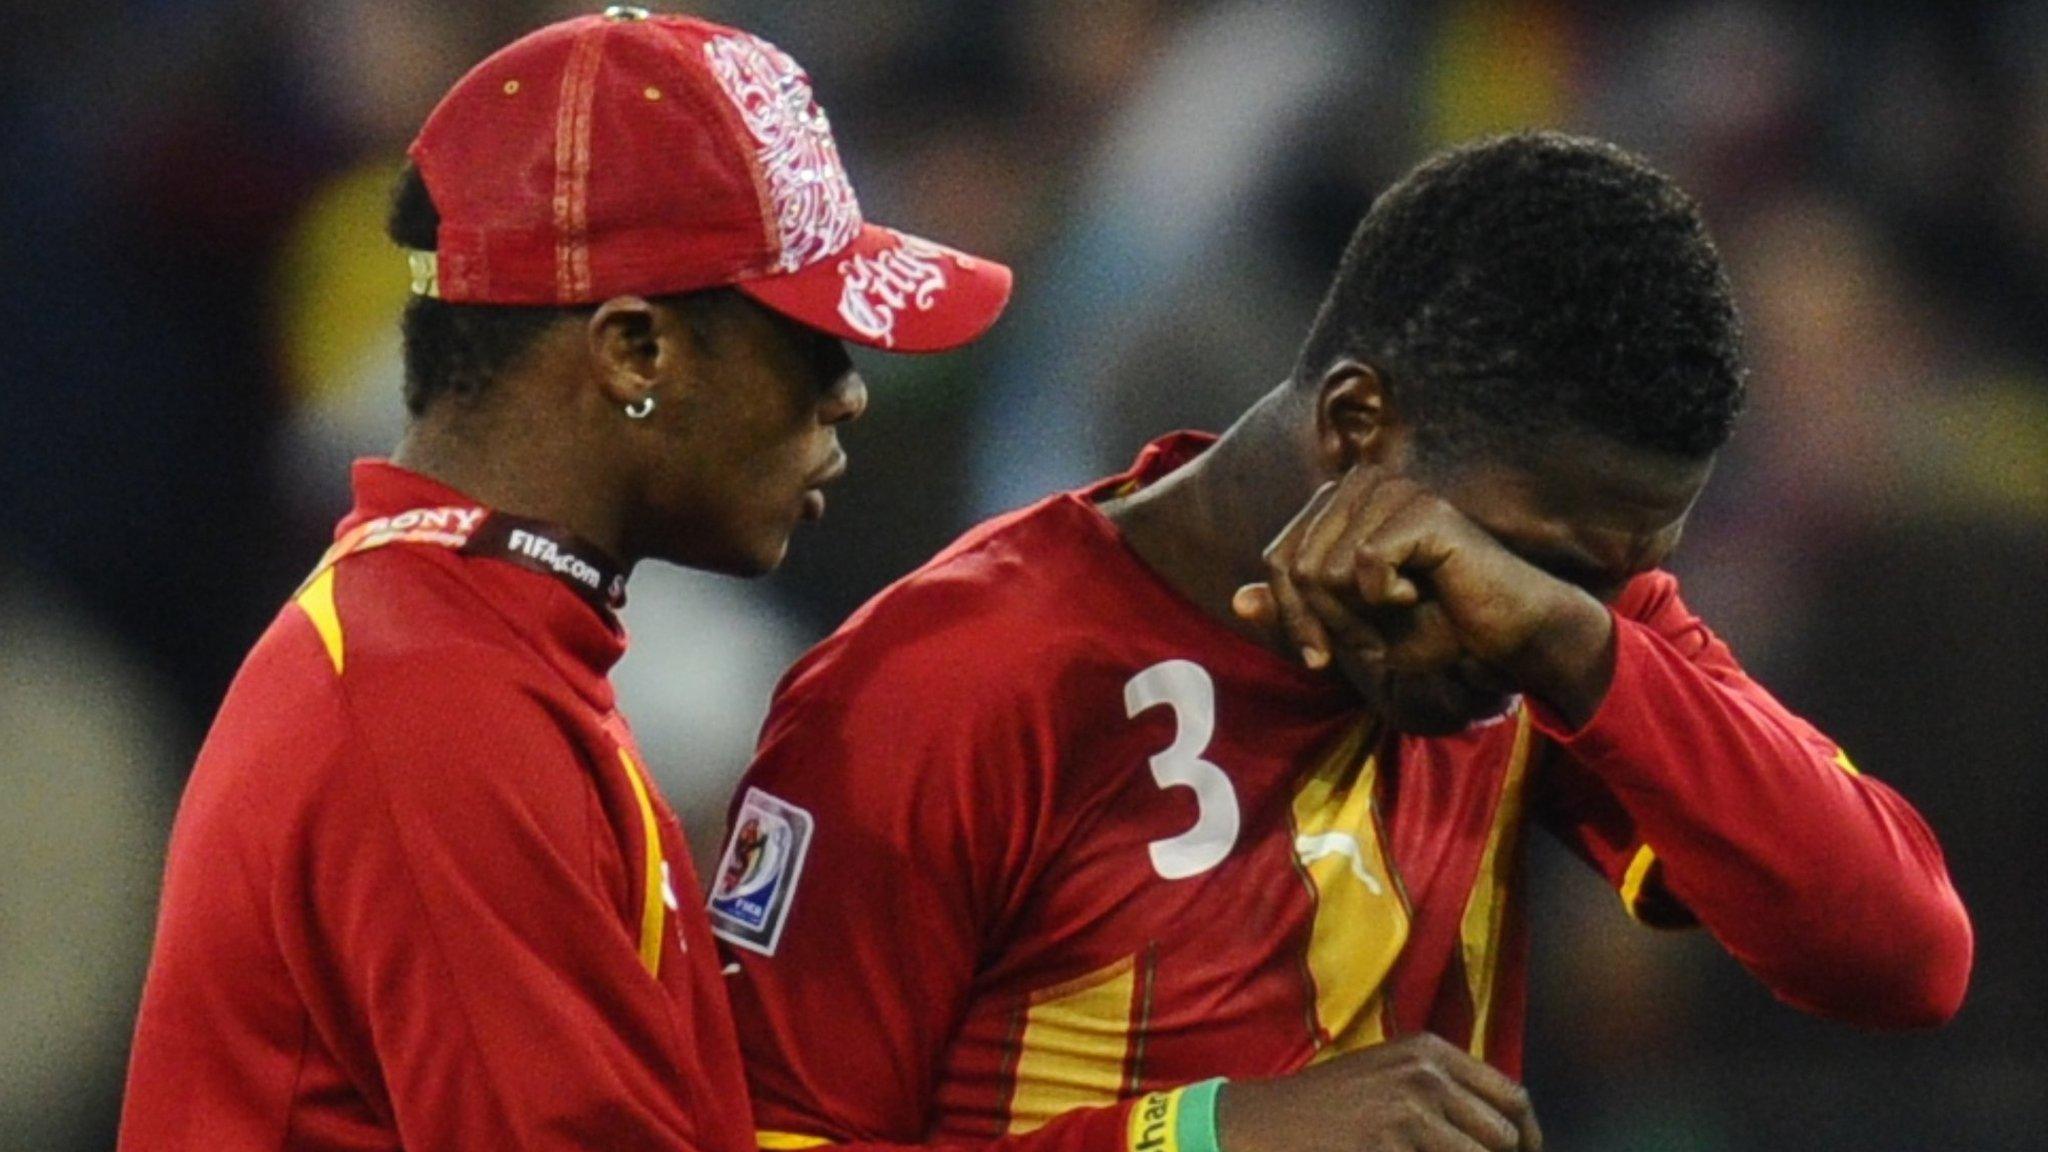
[623,396,656,420]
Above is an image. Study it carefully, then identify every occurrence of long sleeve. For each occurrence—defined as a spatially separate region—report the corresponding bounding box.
[1531,570,1973,1028]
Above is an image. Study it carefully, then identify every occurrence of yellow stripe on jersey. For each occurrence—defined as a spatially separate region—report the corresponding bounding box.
[1458,707,1534,1060]
[1292,720,1409,1062]
[757,1132,833,1150]
[615,748,666,976]
[295,566,346,675]
[1007,955,1138,1132]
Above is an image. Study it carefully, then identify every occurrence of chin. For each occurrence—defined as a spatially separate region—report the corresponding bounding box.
[651,531,790,578]
[725,537,790,577]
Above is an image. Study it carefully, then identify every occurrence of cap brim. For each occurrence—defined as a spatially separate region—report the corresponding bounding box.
[735,223,1013,353]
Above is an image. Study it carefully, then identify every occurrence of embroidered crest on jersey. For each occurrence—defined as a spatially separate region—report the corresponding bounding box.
[836,235,953,347]
[702,33,863,272]
[708,787,815,955]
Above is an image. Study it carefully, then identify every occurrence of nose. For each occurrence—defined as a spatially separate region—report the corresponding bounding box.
[823,368,868,426]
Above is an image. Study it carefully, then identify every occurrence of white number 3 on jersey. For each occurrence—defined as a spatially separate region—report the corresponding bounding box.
[1126,660,1241,879]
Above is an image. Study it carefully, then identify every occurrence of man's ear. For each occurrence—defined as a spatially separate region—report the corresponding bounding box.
[1313,360,1404,471]
[587,296,666,411]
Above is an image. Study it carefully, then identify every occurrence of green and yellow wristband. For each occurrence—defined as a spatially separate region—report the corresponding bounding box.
[1126,1079,1227,1152]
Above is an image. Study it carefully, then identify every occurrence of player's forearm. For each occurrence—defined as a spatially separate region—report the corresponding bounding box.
[1535,617,1973,1028]
[1501,584,1615,730]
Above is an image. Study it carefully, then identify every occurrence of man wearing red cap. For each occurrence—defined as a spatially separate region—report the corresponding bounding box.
[118,9,1009,1151]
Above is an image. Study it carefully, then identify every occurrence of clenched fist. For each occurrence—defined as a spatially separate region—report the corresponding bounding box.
[1233,466,1617,731]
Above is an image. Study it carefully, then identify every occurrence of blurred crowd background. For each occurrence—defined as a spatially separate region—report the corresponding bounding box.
[3,0,2044,1148]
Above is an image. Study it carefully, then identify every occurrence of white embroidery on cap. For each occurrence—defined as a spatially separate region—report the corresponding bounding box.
[836,236,952,347]
[704,33,862,272]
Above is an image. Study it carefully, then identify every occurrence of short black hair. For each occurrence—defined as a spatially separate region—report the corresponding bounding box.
[386,164,591,417]
[1296,131,1746,463]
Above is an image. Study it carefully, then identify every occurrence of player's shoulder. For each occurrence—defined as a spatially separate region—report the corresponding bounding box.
[783,492,1123,701]
[322,546,541,681]
[237,547,567,753]
[228,545,557,724]
[182,548,608,882]
[176,574,395,849]
[890,490,1114,612]
[743,499,1119,870]
[202,591,359,773]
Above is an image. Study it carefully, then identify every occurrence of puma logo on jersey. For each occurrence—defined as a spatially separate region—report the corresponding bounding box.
[1295,831,1385,894]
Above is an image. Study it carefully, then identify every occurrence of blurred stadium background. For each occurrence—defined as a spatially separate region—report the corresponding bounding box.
[2,1,2044,1148]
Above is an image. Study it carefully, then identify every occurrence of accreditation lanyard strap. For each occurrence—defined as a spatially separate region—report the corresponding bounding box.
[306,504,628,614]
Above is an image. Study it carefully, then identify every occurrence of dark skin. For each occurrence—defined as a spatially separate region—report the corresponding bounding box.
[394,292,866,577]
[1100,361,1712,1151]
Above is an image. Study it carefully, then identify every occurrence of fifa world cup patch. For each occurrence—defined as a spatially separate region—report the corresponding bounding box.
[707,788,815,955]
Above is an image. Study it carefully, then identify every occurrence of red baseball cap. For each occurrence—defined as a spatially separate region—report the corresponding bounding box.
[405,6,1012,353]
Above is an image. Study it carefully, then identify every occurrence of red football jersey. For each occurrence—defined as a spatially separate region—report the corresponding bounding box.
[715,434,1971,1152]
[122,462,754,1152]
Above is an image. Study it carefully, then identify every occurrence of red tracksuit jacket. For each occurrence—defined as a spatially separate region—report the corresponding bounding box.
[121,461,753,1151]
[714,433,1973,1152]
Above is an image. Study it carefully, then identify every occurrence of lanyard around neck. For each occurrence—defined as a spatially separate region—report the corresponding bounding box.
[303,504,628,614]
